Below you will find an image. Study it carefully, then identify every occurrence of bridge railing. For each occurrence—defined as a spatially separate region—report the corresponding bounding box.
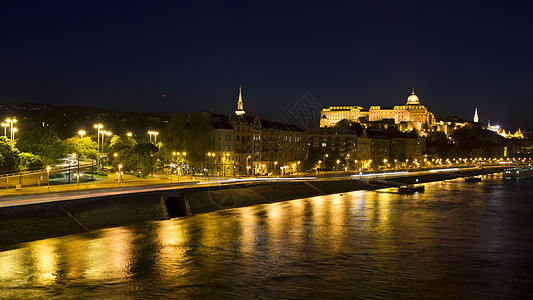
[0,161,95,179]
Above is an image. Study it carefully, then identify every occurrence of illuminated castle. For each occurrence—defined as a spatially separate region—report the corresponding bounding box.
[320,89,435,132]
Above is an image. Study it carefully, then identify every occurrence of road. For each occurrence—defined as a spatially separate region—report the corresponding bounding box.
[0,165,506,209]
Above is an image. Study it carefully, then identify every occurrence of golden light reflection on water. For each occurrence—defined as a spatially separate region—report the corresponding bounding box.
[238,206,258,254]
[30,239,59,284]
[0,176,517,295]
[0,247,27,284]
[82,227,133,280]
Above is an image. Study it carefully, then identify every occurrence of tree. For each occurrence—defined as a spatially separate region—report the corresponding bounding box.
[161,112,214,164]
[117,148,139,172]
[0,136,20,172]
[64,137,98,159]
[19,152,43,169]
[16,127,66,163]
[109,134,137,154]
[133,143,158,177]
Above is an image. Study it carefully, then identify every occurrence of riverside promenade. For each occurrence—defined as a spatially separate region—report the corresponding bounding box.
[0,165,505,208]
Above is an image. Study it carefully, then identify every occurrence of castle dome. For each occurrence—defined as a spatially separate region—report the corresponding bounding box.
[406,89,420,105]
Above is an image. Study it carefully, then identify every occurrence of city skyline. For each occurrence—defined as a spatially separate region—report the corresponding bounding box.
[1,1,532,129]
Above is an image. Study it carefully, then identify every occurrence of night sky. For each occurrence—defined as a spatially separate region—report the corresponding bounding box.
[1,1,532,130]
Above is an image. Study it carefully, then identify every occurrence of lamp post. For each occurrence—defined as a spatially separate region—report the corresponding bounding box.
[206,152,215,178]
[148,131,159,144]
[46,166,51,192]
[1,122,7,137]
[12,128,17,143]
[169,164,175,183]
[5,117,17,144]
[103,131,112,150]
[224,153,230,177]
[117,164,123,186]
[246,155,251,177]
[323,153,329,171]
[345,154,350,170]
[73,153,80,186]
[94,124,103,174]
[274,161,278,175]
[78,130,86,139]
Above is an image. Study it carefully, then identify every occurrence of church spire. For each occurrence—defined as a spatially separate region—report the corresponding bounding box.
[235,85,245,116]
[473,108,479,123]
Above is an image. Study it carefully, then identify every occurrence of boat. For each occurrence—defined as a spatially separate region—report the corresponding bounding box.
[465,177,482,182]
[398,184,425,194]
[504,167,533,179]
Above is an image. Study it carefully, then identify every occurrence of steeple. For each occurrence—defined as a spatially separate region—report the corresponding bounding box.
[235,85,245,116]
[473,108,479,123]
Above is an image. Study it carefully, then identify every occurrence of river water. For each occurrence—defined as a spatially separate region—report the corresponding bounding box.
[1,174,532,299]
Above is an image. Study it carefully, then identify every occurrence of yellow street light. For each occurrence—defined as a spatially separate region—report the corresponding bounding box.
[118,164,123,186]
[1,122,7,137]
[46,166,51,192]
[93,124,104,174]
[148,131,159,144]
[5,117,17,142]
[78,130,86,139]
[126,132,132,137]
[12,127,17,141]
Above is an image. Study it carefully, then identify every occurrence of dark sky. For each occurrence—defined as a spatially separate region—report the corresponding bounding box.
[1,1,532,129]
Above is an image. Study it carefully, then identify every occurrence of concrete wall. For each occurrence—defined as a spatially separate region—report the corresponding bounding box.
[0,172,49,189]
[0,190,168,248]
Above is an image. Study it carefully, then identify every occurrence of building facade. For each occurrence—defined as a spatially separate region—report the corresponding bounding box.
[320,89,435,132]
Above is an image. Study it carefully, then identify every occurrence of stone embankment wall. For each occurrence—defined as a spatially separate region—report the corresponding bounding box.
[0,168,502,249]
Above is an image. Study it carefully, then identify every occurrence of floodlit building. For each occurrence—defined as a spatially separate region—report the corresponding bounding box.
[320,89,436,132]
[210,86,307,176]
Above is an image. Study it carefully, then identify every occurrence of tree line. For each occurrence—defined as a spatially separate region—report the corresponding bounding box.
[0,112,215,176]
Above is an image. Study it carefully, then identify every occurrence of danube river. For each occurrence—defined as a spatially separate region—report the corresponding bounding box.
[1,174,532,299]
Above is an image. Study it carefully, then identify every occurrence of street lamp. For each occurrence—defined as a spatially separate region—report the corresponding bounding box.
[206,152,215,177]
[5,117,17,143]
[148,131,159,144]
[246,155,251,177]
[46,166,51,192]
[94,124,103,174]
[117,164,123,186]
[126,132,132,137]
[78,130,86,139]
[12,127,17,143]
[1,122,7,137]
[224,153,230,177]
